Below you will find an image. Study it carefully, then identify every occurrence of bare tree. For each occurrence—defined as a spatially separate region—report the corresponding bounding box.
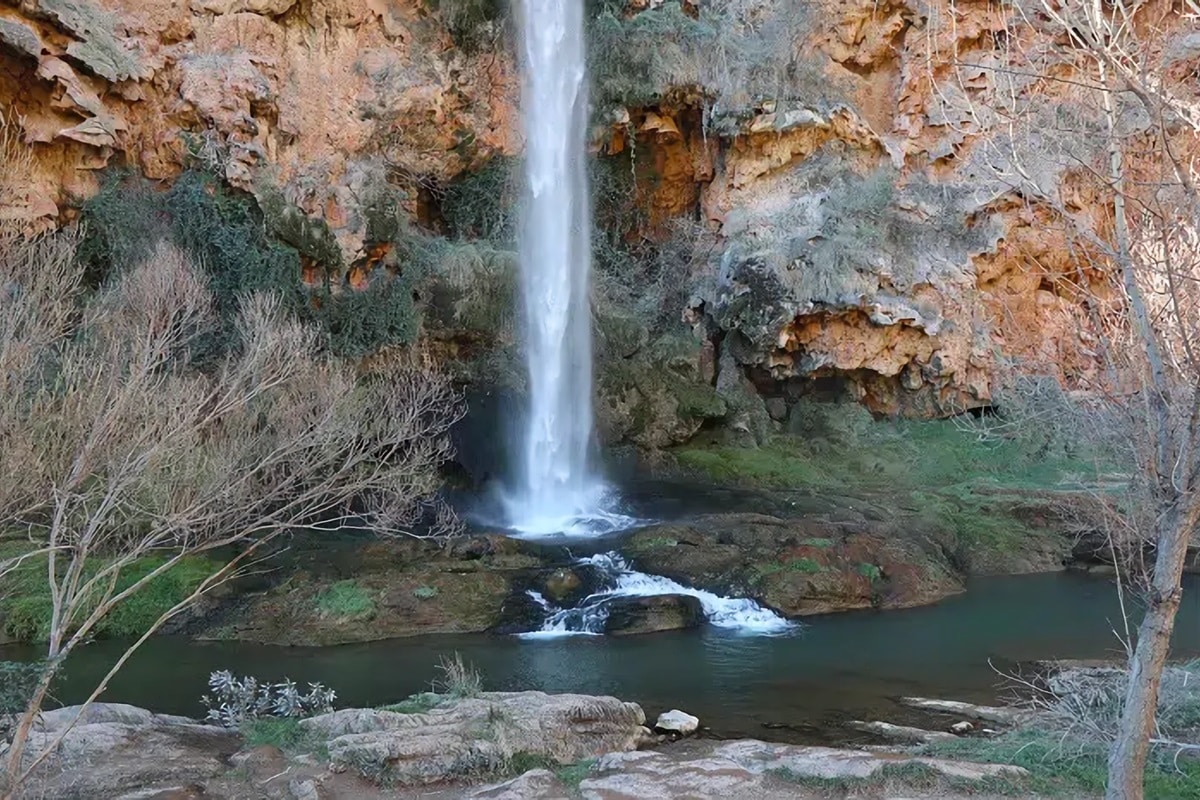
[0,154,463,794]
[939,1,1200,795]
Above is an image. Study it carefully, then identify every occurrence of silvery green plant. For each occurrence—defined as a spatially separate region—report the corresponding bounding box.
[202,670,336,727]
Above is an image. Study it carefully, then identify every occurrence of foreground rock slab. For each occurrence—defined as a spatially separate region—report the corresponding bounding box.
[5,703,238,800]
[712,739,1027,781]
[303,691,645,785]
[471,740,1030,800]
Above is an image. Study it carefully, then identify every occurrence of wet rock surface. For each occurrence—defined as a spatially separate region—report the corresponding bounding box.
[603,594,704,636]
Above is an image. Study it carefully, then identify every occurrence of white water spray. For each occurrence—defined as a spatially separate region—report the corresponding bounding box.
[521,553,796,637]
[505,0,625,535]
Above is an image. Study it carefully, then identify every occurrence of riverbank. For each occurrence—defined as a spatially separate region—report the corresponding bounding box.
[12,663,1199,800]
[0,695,1032,800]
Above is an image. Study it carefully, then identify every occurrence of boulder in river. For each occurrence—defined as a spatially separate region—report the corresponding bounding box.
[541,567,584,603]
[655,709,700,735]
[303,691,645,785]
[603,594,704,635]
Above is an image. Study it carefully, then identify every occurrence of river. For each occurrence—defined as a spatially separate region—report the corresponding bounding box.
[4,571,1197,745]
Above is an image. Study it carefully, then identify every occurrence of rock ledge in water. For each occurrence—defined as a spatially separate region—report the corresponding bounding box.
[655,709,701,735]
[603,594,703,635]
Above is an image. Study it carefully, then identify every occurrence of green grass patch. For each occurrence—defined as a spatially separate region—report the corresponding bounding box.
[379,692,445,714]
[751,557,825,583]
[674,401,1108,569]
[553,759,596,791]
[241,717,318,753]
[314,580,375,619]
[499,753,594,794]
[0,545,224,643]
[412,585,438,600]
[923,729,1200,798]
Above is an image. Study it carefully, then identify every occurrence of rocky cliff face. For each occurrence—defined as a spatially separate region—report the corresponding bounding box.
[2,0,1195,428]
[1,0,519,252]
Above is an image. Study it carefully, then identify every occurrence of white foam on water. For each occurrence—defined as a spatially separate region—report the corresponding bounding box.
[519,553,796,638]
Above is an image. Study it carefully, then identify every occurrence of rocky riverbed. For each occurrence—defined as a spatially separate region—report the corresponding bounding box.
[189,489,1076,647]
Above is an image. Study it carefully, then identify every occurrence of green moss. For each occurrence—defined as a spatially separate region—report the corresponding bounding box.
[412,586,438,600]
[800,538,835,548]
[856,563,883,582]
[0,546,223,643]
[675,404,1102,568]
[752,557,824,583]
[314,581,375,619]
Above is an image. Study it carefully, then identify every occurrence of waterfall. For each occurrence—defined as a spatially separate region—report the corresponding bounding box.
[505,0,622,535]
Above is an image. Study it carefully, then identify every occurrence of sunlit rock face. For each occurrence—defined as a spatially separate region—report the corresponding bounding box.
[0,0,520,256]
[3,0,1196,422]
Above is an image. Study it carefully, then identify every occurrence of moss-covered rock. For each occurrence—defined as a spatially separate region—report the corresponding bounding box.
[623,513,963,616]
[596,335,726,448]
[200,535,544,645]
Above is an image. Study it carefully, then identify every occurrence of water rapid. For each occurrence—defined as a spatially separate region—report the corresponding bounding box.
[521,553,796,637]
[505,0,625,536]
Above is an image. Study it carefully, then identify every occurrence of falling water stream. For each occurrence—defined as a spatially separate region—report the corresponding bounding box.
[500,2,774,631]
[504,0,628,536]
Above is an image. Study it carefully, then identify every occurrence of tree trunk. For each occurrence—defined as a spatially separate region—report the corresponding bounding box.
[1105,500,1198,800]
[1,667,54,800]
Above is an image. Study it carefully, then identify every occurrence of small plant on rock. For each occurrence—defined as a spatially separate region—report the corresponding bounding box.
[435,653,482,698]
[201,670,336,728]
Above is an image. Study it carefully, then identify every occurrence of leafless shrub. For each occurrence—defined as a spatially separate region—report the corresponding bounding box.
[435,652,482,699]
[1008,663,1200,762]
[0,231,463,795]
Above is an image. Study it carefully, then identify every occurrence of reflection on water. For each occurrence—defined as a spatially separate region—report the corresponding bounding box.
[4,572,1198,745]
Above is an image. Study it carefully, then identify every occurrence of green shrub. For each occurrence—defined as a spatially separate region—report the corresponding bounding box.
[587,2,827,114]
[314,581,375,619]
[0,661,46,718]
[79,169,425,359]
[442,156,518,243]
[427,0,506,52]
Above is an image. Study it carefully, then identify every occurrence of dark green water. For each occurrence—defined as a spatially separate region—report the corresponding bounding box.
[5,572,1199,745]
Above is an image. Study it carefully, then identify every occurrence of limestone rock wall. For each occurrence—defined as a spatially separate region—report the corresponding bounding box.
[1,0,519,263]
[3,0,1195,422]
